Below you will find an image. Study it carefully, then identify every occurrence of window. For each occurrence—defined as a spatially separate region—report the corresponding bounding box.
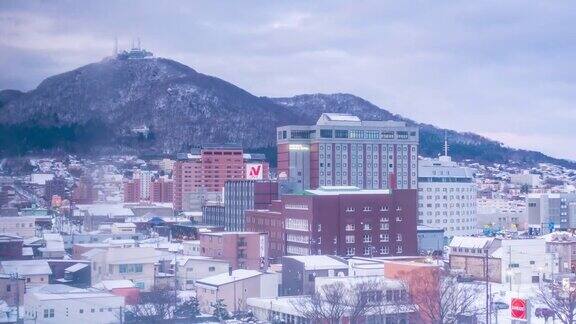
[363,234,372,243]
[380,223,389,230]
[397,245,403,254]
[345,224,355,231]
[363,206,372,212]
[320,129,333,138]
[397,233,403,241]
[209,266,216,272]
[345,235,355,244]
[346,247,355,256]
[380,246,389,254]
[80,309,84,314]
[364,246,373,256]
[363,224,372,230]
[335,130,349,138]
[119,264,143,273]
[380,234,389,242]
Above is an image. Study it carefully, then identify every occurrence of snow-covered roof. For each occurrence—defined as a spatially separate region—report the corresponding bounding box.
[0,260,52,276]
[196,269,261,288]
[449,236,495,249]
[65,263,89,273]
[170,255,227,266]
[305,186,390,196]
[93,280,136,290]
[29,284,119,301]
[112,222,136,228]
[75,203,135,217]
[284,255,348,270]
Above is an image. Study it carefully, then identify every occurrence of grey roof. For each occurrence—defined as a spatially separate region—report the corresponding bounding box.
[0,260,52,276]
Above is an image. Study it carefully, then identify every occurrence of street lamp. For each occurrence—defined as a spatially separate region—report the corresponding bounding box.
[506,269,513,291]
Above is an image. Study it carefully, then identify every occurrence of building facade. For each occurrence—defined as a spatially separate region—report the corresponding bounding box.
[418,155,477,237]
[199,232,269,270]
[173,146,270,211]
[203,180,278,231]
[277,113,419,191]
[251,186,418,258]
[527,193,576,232]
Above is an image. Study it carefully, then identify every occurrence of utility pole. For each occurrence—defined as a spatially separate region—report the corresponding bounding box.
[485,248,491,324]
[12,272,20,323]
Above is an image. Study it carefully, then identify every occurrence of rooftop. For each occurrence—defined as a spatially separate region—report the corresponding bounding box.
[0,260,52,276]
[29,284,119,301]
[196,269,262,287]
[304,186,390,196]
[284,255,348,270]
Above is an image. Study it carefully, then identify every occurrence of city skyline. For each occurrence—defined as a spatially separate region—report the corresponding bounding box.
[1,1,575,160]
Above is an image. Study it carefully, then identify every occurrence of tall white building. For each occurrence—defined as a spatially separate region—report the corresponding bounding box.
[134,170,154,200]
[418,148,477,237]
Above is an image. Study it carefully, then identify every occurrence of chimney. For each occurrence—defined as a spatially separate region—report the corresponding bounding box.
[228,266,233,276]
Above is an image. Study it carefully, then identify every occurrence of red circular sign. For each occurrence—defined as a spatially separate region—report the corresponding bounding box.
[511,298,527,320]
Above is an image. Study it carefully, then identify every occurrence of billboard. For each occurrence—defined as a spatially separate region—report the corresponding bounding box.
[510,298,527,321]
[246,163,264,180]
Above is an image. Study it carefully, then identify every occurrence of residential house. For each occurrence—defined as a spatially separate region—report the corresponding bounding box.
[281,255,348,296]
[0,260,52,287]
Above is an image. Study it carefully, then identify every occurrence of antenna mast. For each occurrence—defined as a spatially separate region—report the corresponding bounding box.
[444,131,449,157]
[113,36,118,56]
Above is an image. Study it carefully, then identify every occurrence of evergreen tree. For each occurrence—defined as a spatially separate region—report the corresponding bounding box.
[175,297,200,319]
[211,298,230,320]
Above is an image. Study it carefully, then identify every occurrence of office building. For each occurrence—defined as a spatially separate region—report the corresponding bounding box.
[150,177,173,203]
[203,180,278,231]
[277,113,419,191]
[247,186,417,258]
[417,153,477,237]
[527,193,576,232]
[173,146,270,211]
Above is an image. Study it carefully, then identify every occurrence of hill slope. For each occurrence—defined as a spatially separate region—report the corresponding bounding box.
[0,56,573,168]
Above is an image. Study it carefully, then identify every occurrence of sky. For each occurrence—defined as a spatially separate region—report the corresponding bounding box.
[1,1,575,160]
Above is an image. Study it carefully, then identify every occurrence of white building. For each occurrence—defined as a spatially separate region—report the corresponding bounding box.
[0,260,52,288]
[171,256,229,290]
[134,170,154,201]
[476,198,527,230]
[418,153,477,237]
[24,284,124,324]
[510,171,541,187]
[0,216,37,238]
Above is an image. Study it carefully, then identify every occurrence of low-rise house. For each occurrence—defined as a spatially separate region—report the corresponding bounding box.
[248,274,416,323]
[543,231,576,273]
[182,240,201,256]
[0,216,36,238]
[281,255,349,296]
[0,260,52,287]
[0,274,25,306]
[172,256,229,290]
[0,234,24,260]
[39,233,66,259]
[93,280,140,305]
[449,236,558,285]
[111,222,136,234]
[196,269,280,314]
[81,247,157,291]
[199,231,269,270]
[24,284,125,324]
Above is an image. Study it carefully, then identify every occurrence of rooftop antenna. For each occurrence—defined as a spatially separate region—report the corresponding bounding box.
[113,36,118,56]
[137,37,141,50]
[443,131,449,157]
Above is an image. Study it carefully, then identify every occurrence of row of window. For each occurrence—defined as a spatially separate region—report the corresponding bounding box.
[346,245,404,256]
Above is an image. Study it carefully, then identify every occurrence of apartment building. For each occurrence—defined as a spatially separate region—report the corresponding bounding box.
[0,216,36,238]
[418,155,477,237]
[527,192,576,232]
[277,113,419,191]
[173,146,270,211]
[199,231,269,270]
[81,247,157,291]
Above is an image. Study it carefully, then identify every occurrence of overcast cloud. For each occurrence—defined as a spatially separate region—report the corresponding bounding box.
[1,0,575,160]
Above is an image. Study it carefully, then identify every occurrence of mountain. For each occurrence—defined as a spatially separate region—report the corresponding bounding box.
[0,56,573,168]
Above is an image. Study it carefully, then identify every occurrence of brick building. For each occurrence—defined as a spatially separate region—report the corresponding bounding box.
[150,177,173,203]
[173,146,270,211]
[246,186,417,258]
[246,200,285,260]
[277,113,419,191]
[199,231,269,270]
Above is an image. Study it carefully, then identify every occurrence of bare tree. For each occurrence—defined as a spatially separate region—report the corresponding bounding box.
[291,281,348,324]
[536,281,576,324]
[405,270,483,324]
[126,286,179,323]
